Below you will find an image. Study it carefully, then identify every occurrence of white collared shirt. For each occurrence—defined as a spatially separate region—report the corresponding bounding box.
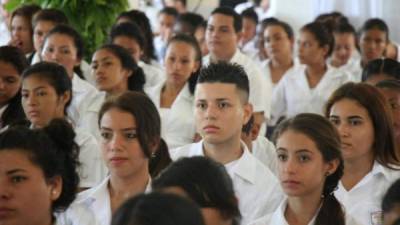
[271,64,352,125]
[334,58,362,83]
[335,162,400,225]
[251,135,278,176]
[170,140,284,225]
[259,59,299,95]
[55,203,100,225]
[69,74,100,127]
[75,127,108,188]
[249,199,360,225]
[240,38,259,59]
[203,50,273,120]
[145,82,196,149]
[139,61,165,88]
[72,176,152,225]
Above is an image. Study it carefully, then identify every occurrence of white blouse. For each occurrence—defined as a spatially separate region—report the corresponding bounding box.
[271,64,352,125]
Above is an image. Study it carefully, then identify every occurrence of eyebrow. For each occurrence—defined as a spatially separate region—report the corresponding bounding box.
[7,169,27,175]
[329,115,363,119]
[21,86,47,92]
[276,147,312,153]
[100,127,137,131]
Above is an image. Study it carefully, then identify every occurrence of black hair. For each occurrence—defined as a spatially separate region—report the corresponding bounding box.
[96,44,145,93]
[166,33,202,94]
[301,22,334,58]
[149,138,171,178]
[0,118,80,212]
[333,21,356,35]
[99,91,161,159]
[241,7,258,25]
[262,19,294,40]
[22,62,73,115]
[382,179,400,213]
[109,22,145,51]
[116,10,157,63]
[0,46,28,127]
[242,114,254,135]
[174,12,205,35]
[112,192,205,225]
[32,8,69,28]
[10,4,41,30]
[359,18,389,42]
[211,7,242,33]
[197,62,249,102]
[362,58,400,82]
[392,218,400,225]
[159,7,179,18]
[44,24,85,79]
[314,11,349,34]
[272,113,345,225]
[153,156,241,224]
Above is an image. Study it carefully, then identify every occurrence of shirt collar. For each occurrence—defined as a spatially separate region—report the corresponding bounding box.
[194,140,258,184]
[72,73,86,93]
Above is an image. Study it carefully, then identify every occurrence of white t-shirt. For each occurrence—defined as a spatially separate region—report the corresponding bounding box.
[170,140,284,225]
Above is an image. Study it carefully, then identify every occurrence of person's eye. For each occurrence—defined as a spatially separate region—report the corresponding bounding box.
[218,102,230,109]
[45,47,54,53]
[100,131,112,140]
[329,117,340,126]
[390,102,400,110]
[196,102,207,110]
[349,119,362,126]
[277,153,287,162]
[125,132,137,140]
[5,77,17,83]
[37,91,47,97]
[11,175,27,184]
[91,64,98,70]
[61,49,71,54]
[299,154,310,163]
[21,92,28,98]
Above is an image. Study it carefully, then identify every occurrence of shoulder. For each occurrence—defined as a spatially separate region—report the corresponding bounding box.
[169,142,200,161]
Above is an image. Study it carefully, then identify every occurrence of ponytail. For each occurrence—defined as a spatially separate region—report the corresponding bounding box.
[314,161,345,225]
[128,65,146,93]
[42,118,80,211]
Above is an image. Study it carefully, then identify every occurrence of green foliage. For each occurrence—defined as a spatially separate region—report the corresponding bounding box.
[6,0,129,61]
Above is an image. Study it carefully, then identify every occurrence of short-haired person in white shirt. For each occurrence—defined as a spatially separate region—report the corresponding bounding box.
[20,62,106,189]
[326,82,400,225]
[356,18,390,82]
[251,113,358,225]
[239,8,258,58]
[73,91,164,225]
[203,7,272,136]
[170,62,283,225]
[330,22,360,81]
[271,21,351,125]
[40,24,100,129]
[109,22,165,88]
[146,34,200,149]
[84,44,147,141]
[260,19,296,92]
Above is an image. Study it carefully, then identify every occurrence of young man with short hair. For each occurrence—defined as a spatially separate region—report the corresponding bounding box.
[170,62,282,225]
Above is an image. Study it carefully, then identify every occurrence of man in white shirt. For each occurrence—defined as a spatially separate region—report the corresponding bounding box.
[203,6,272,137]
[170,62,283,225]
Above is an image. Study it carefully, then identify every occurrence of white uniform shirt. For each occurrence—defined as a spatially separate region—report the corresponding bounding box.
[74,91,106,142]
[170,140,284,225]
[335,162,400,225]
[203,50,273,119]
[138,60,165,88]
[260,59,300,94]
[69,74,100,127]
[73,176,152,225]
[145,82,196,149]
[335,58,362,82]
[251,135,277,176]
[56,203,100,225]
[271,64,352,125]
[240,38,258,59]
[249,199,360,225]
[75,127,107,188]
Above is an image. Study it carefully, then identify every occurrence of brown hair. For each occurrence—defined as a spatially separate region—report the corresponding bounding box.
[325,82,399,168]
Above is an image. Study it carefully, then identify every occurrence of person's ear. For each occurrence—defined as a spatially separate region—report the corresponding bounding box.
[325,158,340,177]
[48,176,62,201]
